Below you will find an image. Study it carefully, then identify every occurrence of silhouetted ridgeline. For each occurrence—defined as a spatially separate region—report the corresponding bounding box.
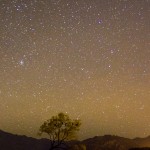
[129,148,150,150]
[0,130,150,150]
[0,130,50,150]
[133,136,150,148]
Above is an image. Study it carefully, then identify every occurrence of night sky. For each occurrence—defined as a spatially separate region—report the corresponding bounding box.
[0,0,150,140]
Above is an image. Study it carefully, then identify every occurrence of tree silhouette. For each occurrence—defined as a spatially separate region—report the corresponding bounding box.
[38,112,81,150]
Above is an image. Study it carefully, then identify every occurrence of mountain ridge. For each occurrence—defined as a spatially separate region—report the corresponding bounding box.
[0,129,150,150]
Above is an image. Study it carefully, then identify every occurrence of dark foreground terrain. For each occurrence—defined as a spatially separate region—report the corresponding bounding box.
[0,130,150,150]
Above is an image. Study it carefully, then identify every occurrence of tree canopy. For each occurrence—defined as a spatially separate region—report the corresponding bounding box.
[38,112,81,150]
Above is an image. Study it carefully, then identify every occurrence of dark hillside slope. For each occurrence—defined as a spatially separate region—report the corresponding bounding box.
[0,130,150,150]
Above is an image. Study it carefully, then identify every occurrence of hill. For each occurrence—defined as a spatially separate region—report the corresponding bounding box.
[0,130,150,150]
[82,135,138,150]
[133,136,150,147]
[0,130,50,150]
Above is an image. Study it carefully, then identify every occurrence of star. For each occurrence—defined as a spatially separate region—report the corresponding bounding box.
[0,0,149,140]
[19,60,24,66]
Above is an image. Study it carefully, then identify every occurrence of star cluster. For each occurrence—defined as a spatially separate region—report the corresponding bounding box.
[0,0,150,140]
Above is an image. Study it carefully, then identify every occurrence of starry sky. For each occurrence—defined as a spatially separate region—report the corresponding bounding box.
[0,0,150,140]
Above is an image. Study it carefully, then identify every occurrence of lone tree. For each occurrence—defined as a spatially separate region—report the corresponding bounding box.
[38,112,81,150]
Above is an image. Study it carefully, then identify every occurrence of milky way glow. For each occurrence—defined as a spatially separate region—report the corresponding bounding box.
[0,0,150,140]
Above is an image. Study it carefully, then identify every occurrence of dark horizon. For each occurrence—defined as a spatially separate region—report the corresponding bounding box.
[1,127,150,141]
[1,128,150,141]
[0,128,150,150]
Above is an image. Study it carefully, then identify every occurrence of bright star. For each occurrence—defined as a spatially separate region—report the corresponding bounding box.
[98,19,103,24]
[19,60,24,66]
